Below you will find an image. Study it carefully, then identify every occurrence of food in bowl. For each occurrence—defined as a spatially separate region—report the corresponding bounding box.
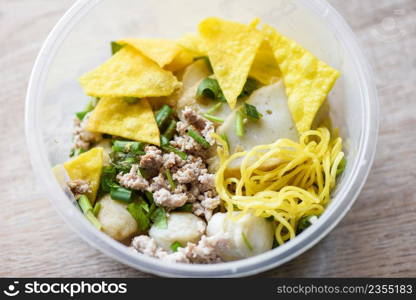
[53,17,345,264]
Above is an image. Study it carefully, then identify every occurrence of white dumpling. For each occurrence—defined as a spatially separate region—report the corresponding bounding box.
[206,212,274,261]
[149,212,206,251]
[97,195,138,241]
[217,81,299,172]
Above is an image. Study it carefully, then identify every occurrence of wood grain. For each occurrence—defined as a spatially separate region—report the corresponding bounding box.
[1,0,415,277]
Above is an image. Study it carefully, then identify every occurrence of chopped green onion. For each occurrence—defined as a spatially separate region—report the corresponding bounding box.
[239,78,258,99]
[206,102,223,114]
[241,232,253,251]
[336,157,347,176]
[123,97,139,104]
[243,103,263,121]
[85,210,102,230]
[150,207,168,229]
[155,104,173,130]
[137,167,152,180]
[70,148,86,158]
[170,241,182,252]
[165,169,176,190]
[127,199,150,231]
[196,78,226,102]
[163,119,177,140]
[160,135,170,146]
[220,133,230,149]
[297,215,318,233]
[76,111,89,121]
[112,140,144,154]
[110,186,133,203]
[78,195,102,230]
[78,195,93,213]
[92,202,101,216]
[176,203,193,212]
[75,98,97,121]
[235,111,245,137]
[203,113,224,124]
[187,129,210,149]
[111,41,123,55]
[161,145,187,160]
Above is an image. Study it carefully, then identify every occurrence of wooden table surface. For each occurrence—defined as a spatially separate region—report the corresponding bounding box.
[1,0,415,277]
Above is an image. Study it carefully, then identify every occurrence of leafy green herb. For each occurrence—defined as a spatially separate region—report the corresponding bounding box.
[336,157,347,176]
[241,232,253,251]
[176,203,193,212]
[243,103,263,121]
[127,199,150,231]
[187,129,210,149]
[111,41,124,55]
[110,186,134,203]
[165,169,176,190]
[150,207,168,229]
[297,215,318,233]
[170,241,182,252]
[112,140,144,154]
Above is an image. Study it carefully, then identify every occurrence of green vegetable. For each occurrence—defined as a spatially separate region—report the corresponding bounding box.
[196,78,226,102]
[241,232,253,251]
[112,140,144,154]
[150,207,168,229]
[92,202,101,216]
[144,191,155,205]
[110,186,134,203]
[123,97,139,104]
[297,215,318,233]
[243,103,263,122]
[176,203,193,212]
[69,148,86,158]
[239,78,258,99]
[111,41,123,55]
[165,169,176,190]
[155,104,173,130]
[127,199,150,231]
[235,111,245,137]
[110,151,140,173]
[75,98,97,121]
[78,195,102,230]
[203,113,224,124]
[170,241,182,252]
[163,119,177,140]
[205,102,223,114]
[161,145,187,160]
[220,133,230,149]
[187,129,210,149]
[336,157,347,176]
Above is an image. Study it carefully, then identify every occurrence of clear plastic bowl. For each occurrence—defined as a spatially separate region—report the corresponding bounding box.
[25,0,378,277]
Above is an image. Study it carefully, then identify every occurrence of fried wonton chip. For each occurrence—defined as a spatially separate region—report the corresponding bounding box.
[263,24,340,133]
[117,38,193,72]
[86,98,160,146]
[177,34,206,57]
[79,46,179,98]
[249,39,281,85]
[199,17,263,108]
[63,147,104,203]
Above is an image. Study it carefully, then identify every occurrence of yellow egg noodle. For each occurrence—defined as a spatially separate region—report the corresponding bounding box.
[213,127,344,245]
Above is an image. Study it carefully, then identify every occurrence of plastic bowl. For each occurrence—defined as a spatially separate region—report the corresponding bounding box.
[25,0,378,277]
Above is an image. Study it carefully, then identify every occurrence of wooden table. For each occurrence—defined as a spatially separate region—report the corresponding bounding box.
[1,0,415,277]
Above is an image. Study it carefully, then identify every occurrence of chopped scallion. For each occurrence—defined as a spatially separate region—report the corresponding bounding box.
[244,103,263,121]
[111,41,123,55]
[187,129,210,149]
[203,113,224,124]
[163,119,177,140]
[161,145,187,160]
[110,186,133,203]
[165,169,176,190]
[78,195,102,230]
[112,140,144,154]
[235,111,245,137]
[241,232,253,251]
[155,104,173,130]
[170,241,182,252]
[92,202,101,216]
[336,157,347,176]
[206,102,223,114]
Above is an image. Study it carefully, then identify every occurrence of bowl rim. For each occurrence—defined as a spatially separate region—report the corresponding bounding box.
[25,0,379,277]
